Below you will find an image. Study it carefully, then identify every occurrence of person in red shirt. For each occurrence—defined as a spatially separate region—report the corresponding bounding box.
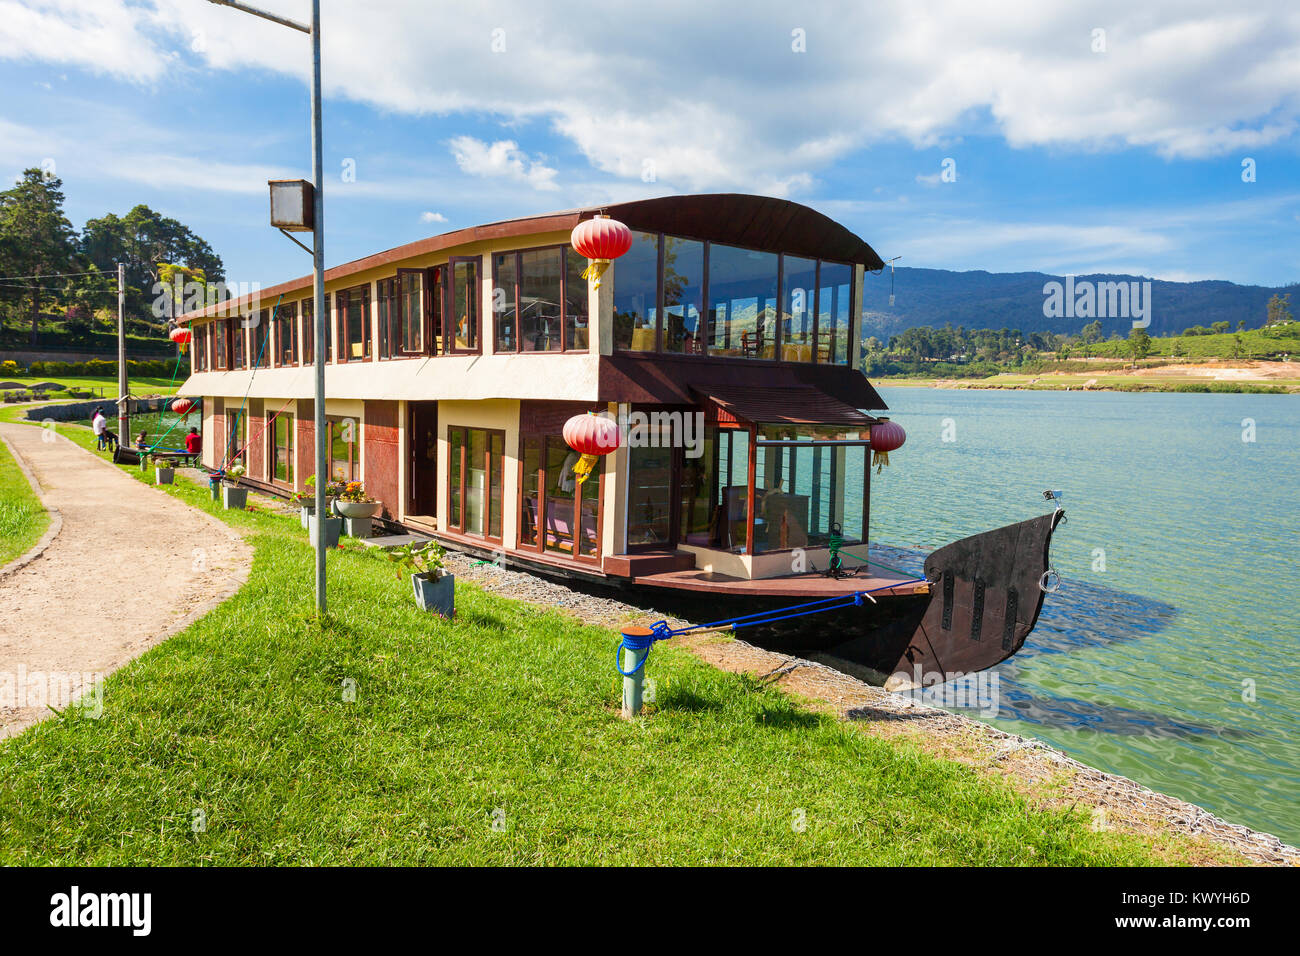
[184,427,202,462]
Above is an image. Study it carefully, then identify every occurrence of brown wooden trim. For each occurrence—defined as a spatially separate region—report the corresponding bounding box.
[745,424,756,557]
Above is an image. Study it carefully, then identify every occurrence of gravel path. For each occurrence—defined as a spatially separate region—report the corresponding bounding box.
[0,423,251,738]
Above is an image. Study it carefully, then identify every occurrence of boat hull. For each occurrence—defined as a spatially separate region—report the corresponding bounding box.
[622,511,1065,685]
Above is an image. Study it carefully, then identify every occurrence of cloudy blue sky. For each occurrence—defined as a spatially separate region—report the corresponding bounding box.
[1,0,1297,289]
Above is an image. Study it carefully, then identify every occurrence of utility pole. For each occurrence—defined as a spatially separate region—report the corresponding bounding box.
[309,0,327,615]
[117,262,128,446]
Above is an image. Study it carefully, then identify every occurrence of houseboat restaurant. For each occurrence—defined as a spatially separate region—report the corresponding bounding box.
[178,194,900,591]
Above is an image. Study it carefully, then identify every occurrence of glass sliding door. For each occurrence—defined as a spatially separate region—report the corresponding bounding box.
[518,433,601,563]
[447,425,504,542]
[625,438,674,551]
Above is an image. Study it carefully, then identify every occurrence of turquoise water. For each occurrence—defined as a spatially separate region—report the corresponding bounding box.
[869,386,1300,845]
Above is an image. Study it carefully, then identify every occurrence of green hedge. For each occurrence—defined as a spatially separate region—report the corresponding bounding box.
[23,358,185,378]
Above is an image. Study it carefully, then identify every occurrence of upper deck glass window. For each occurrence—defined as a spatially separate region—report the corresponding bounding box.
[493,245,590,353]
[781,256,817,362]
[398,271,423,354]
[611,234,858,366]
[612,231,659,352]
[707,244,777,358]
[662,237,704,355]
[818,261,853,366]
[275,301,297,366]
[339,284,371,361]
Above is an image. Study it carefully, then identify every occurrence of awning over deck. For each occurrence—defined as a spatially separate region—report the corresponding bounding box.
[694,384,875,427]
[596,353,888,411]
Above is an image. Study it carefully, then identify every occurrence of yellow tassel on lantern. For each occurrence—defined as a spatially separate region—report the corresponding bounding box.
[573,452,599,484]
[582,259,612,289]
[872,449,891,473]
[574,453,599,484]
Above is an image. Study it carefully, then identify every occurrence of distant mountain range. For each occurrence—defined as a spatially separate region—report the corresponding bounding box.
[860,267,1298,338]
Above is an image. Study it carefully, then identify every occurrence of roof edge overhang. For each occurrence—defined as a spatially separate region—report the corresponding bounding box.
[178,194,882,324]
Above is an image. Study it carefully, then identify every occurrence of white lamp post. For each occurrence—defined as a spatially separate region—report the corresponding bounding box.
[207,0,329,614]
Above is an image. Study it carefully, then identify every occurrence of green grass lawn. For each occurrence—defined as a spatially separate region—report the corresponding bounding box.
[0,438,49,567]
[1,374,183,397]
[0,422,1199,865]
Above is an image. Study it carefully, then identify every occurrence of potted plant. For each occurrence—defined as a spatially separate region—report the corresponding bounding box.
[335,480,380,537]
[294,491,315,529]
[388,540,453,617]
[335,481,380,519]
[155,458,174,484]
[308,509,343,549]
[222,463,248,509]
[305,475,343,517]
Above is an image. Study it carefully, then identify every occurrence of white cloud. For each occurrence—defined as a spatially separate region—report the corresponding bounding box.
[420,210,447,223]
[2,1,1299,194]
[448,137,558,191]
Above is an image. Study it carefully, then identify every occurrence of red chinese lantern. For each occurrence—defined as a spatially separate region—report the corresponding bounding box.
[570,215,632,289]
[171,397,195,417]
[869,419,906,473]
[169,326,192,353]
[562,412,621,485]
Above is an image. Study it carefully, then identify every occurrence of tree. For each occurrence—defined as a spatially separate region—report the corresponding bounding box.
[1266,293,1294,327]
[1210,321,1230,334]
[81,204,225,336]
[0,169,81,344]
[1127,327,1152,366]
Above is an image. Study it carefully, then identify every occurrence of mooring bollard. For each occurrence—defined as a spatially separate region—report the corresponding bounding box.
[619,625,655,718]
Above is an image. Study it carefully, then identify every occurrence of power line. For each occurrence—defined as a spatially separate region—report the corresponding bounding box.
[0,270,116,281]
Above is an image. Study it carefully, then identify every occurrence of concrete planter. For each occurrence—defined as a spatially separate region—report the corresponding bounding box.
[299,503,315,529]
[343,515,373,539]
[222,484,248,510]
[154,466,174,485]
[308,515,342,549]
[412,571,455,618]
[336,499,381,519]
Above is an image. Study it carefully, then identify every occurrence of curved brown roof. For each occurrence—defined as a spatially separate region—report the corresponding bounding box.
[180,193,882,322]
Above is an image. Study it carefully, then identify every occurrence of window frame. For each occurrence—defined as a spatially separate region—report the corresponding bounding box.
[275,300,298,367]
[394,267,426,356]
[445,424,505,543]
[337,283,373,363]
[269,409,295,488]
[491,243,588,354]
[300,298,315,365]
[517,431,602,564]
[446,256,482,355]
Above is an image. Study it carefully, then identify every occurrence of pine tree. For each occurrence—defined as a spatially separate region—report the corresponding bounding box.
[0,169,80,345]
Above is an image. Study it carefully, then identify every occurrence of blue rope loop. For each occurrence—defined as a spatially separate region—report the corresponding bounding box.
[615,621,673,677]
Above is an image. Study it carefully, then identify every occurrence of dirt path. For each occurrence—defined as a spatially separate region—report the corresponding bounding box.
[0,423,251,738]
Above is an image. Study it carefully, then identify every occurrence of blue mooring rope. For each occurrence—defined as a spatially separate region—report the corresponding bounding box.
[616,578,925,677]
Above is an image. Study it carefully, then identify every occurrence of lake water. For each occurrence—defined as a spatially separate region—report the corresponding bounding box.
[870,386,1300,846]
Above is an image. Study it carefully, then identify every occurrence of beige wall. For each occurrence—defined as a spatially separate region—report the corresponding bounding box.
[436,399,520,549]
